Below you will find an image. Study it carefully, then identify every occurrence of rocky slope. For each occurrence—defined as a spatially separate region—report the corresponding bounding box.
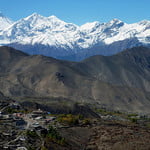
[0,46,150,114]
[74,46,150,92]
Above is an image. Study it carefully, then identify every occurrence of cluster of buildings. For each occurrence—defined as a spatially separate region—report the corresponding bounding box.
[0,100,57,149]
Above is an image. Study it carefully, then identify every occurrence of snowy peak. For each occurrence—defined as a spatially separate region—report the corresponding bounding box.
[106,19,125,29]
[0,12,13,31]
[0,12,150,58]
[48,15,65,23]
[0,13,79,47]
[138,20,150,25]
[22,13,52,27]
[22,13,67,28]
[13,13,71,31]
[80,21,102,32]
[109,18,123,24]
[24,12,44,20]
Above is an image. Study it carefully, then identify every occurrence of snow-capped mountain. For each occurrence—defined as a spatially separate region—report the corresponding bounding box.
[0,13,150,60]
[0,12,13,31]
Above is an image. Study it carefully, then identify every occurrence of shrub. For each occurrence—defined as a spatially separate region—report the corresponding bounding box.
[41,146,48,150]
[46,126,66,145]
[129,118,138,123]
[82,119,90,125]
[57,114,79,125]
[26,130,38,138]
[127,113,138,117]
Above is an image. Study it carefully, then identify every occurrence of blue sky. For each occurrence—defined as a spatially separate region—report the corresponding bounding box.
[0,0,150,25]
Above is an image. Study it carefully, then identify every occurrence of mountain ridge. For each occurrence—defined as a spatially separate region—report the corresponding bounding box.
[0,46,150,114]
[0,13,150,60]
[0,12,13,31]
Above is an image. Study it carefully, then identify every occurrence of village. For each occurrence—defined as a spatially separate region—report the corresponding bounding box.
[0,99,150,150]
[0,100,57,150]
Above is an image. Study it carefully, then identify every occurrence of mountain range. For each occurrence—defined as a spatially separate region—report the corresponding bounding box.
[0,13,150,60]
[0,46,150,114]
